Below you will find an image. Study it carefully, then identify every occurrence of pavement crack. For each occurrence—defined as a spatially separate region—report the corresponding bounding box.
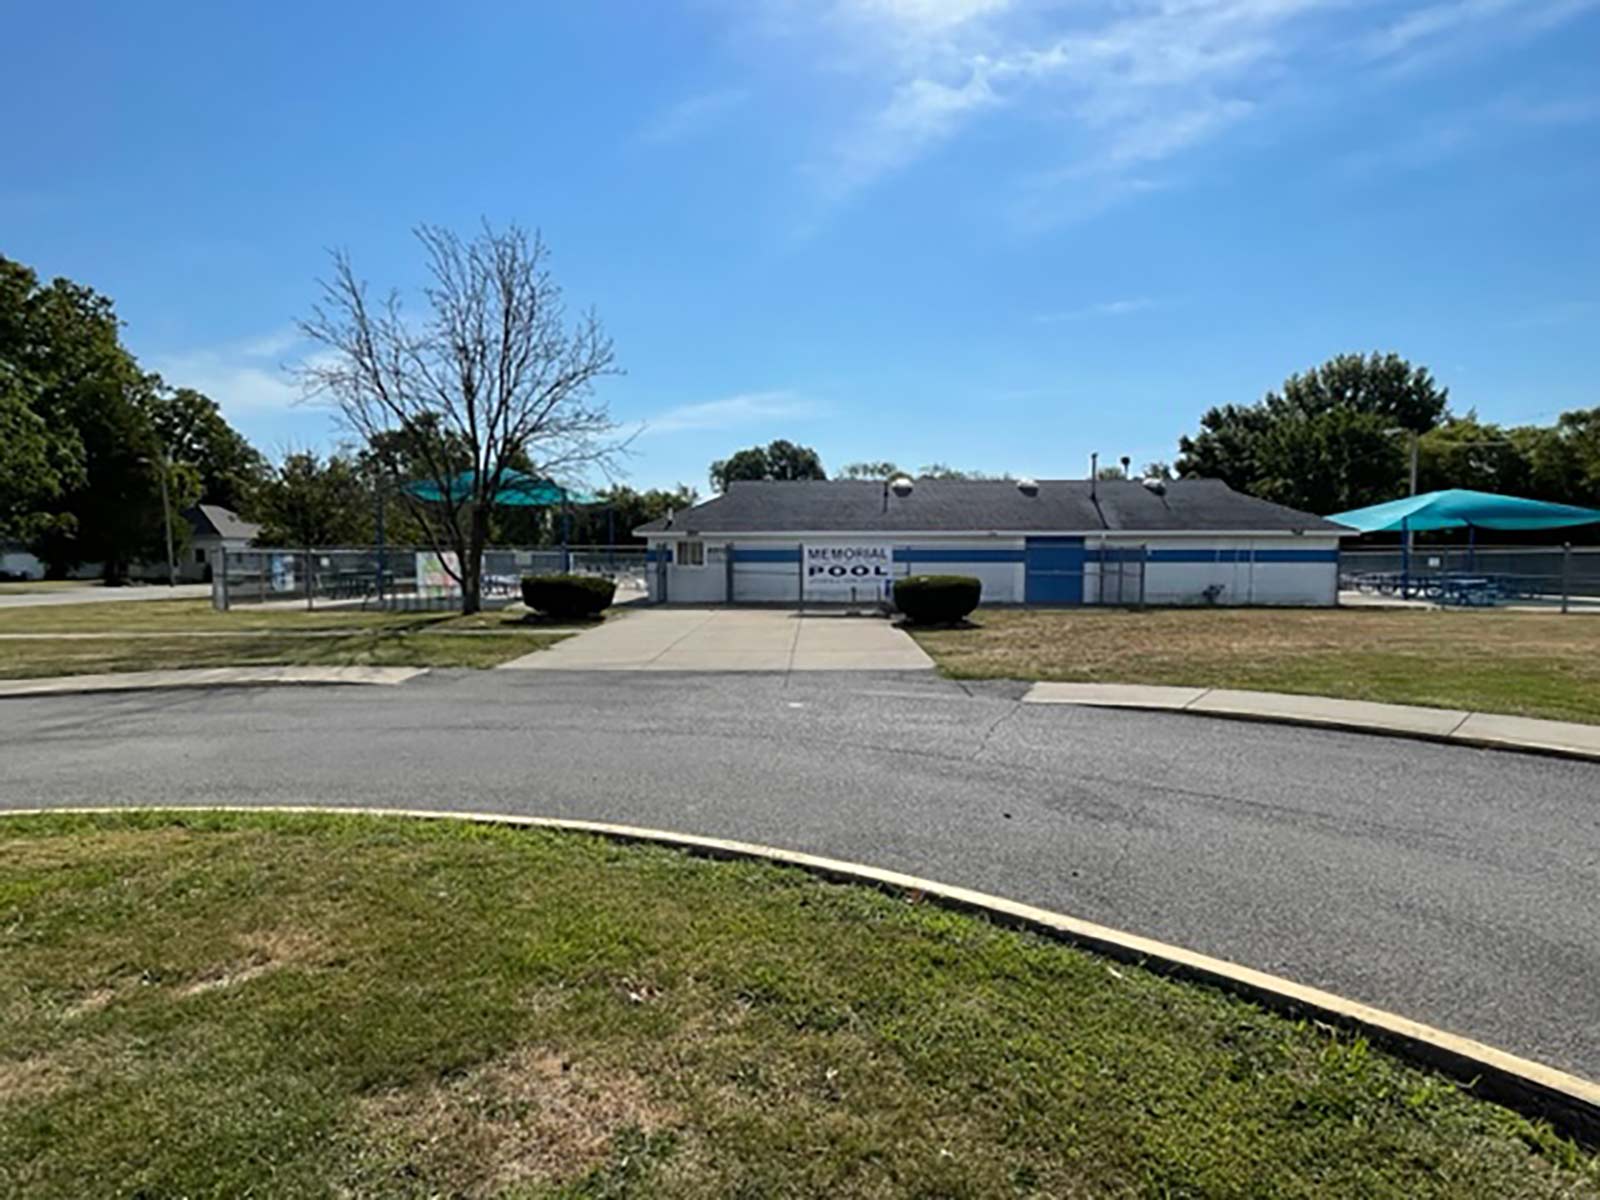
[969,700,1023,762]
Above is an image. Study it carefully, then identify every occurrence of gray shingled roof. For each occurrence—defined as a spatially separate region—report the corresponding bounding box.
[184,504,262,542]
[635,479,1350,536]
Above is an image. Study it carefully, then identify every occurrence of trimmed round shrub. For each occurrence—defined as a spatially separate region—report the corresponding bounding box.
[893,574,981,624]
[520,573,616,619]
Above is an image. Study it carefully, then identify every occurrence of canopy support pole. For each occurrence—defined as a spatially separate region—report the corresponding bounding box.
[1466,523,1475,572]
[1401,517,1410,599]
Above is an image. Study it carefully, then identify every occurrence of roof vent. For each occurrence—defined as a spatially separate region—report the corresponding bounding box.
[1141,477,1167,496]
[889,476,915,499]
[1016,477,1039,497]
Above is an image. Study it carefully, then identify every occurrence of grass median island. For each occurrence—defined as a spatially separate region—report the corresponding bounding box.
[2,812,1596,1198]
[911,608,1600,724]
[0,600,578,677]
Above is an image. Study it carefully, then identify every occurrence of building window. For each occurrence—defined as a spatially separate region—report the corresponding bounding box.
[194,548,207,564]
[677,540,706,567]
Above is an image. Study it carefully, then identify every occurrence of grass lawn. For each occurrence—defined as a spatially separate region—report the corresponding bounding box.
[0,632,567,678]
[0,598,551,634]
[2,812,1595,1199]
[0,600,584,677]
[911,608,1600,724]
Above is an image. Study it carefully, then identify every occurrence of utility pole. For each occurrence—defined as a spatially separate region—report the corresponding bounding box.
[142,448,178,587]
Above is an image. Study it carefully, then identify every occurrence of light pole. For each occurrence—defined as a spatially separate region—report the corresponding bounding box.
[139,450,177,587]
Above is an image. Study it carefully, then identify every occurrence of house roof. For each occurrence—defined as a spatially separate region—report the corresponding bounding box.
[184,504,261,542]
[635,478,1351,537]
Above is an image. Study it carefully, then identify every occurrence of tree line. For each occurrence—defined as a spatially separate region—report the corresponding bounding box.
[10,236,1597,598]
[3,241,683,598]
[707,354,1600,523]
[2,256,265,581]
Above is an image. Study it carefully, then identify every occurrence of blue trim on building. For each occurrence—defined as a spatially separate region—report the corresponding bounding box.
[731,547,801,563]
[645,547,672,564]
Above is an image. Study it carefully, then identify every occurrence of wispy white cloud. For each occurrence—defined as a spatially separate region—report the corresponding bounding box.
[639,89,748,145]
[1036,298,1157,322]
[751,0,1595,226]
[635,390,822,436]
[828,71,997,196]
[147,328,314,415]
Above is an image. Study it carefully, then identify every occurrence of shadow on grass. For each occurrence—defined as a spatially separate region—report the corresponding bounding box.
[894,616,984,631]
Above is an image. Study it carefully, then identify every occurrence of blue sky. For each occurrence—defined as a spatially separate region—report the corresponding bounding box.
[7,0,1597,495]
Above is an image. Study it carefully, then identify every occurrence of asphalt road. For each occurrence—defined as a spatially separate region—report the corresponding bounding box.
[3,668,1599,1080]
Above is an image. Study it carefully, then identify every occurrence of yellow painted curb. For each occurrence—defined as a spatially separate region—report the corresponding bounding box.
[7,803,1599,1146]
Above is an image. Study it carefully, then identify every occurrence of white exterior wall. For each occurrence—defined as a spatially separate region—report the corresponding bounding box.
[892,539,1025,604]
[649,536,1030,604]
[648,533,1339,606]
[1,547,45,580]
[1108,535,1338,606]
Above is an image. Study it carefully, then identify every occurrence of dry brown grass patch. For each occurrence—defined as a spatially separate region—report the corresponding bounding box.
[179,927,329,998]
[0,1053,73,1106]
[356,1045,675,1195]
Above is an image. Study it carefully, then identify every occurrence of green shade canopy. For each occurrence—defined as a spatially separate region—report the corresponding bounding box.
[1326,489,1600,533]
[403,470,597,507]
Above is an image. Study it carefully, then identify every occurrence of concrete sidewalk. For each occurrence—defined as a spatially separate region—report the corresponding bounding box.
[500,607,934,672]
[0,665,426,698]
[0,583,213,609]
[1023,682,1600,761]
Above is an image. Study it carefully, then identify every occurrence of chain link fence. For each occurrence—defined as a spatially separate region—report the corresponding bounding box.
[1339,545,1600,611]
[214,545,647,611]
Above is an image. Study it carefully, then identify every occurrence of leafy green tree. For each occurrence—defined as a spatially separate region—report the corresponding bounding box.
[566,484,699,545]
[917,463,1009,480]
[0,368,80,541]
[709,439,825,492]
[1176,352,1448,514]
[838,461,904,480]
[252,452,374,547]
[145,386,268,512]
[1,255,263,577]
[1,259,172,580]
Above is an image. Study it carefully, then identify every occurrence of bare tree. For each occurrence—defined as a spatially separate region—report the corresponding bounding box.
[298,223,622,613]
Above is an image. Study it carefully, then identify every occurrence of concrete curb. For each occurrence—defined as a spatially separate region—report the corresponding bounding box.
[6,802,1598,1147]
[0,666,428,699]
[1023,683,1600,765]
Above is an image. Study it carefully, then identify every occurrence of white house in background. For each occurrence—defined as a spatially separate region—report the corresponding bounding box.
[636,477,1355,607]
[0,540,46,580]
[181,505,261,582]
[0,505,260,583]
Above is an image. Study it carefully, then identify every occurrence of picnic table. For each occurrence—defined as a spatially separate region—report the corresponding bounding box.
[1348,571,1519,606]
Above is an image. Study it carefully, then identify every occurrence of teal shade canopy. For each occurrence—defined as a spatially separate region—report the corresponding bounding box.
[402,470,597,507]
[1326,489,1600,533]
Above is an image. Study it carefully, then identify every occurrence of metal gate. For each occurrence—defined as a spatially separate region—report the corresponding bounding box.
[1097,545,1146,606]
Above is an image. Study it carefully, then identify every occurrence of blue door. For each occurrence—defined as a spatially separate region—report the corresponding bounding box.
[1025,537,1085,605]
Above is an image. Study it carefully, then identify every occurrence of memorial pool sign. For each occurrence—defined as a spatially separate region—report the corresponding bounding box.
[804,543,894,602]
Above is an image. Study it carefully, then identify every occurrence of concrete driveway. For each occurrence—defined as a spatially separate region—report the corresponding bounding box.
[502,607,934,671]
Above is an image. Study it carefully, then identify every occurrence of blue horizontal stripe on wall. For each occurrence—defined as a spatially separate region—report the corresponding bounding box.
[1254,549,1339,563]
[895,547,1025,563]
[645,548,669,564]
[732,548,801,563]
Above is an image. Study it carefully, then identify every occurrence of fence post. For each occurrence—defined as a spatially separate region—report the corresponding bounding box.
[797,542,805,612]
[725,543,735,605]
[1562,542,1572,614]
[214,549,230,611]
[305,549,314,612]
